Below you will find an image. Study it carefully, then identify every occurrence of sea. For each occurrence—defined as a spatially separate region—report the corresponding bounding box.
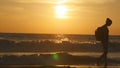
[0,33,120,68]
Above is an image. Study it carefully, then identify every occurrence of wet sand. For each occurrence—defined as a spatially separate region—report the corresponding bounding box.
[0,65,120,68]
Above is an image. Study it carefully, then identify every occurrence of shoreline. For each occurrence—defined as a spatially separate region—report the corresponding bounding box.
[0,65,120,68]
[0,53,119,66]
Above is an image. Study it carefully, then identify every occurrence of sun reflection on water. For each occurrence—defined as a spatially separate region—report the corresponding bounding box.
[55,34,70,43]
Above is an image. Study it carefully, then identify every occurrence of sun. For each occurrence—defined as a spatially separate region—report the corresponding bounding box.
[55,5,68,19]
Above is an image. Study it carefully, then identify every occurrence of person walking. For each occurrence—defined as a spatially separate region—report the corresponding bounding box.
[95,18,112,68]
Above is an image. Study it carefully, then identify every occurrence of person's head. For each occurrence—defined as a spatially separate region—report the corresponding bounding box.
[105,18,112,26]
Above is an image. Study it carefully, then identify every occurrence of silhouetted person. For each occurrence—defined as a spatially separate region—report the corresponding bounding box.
[95,18,112,68]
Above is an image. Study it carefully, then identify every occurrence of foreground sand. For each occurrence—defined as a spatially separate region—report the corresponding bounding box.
[0,65,120,68]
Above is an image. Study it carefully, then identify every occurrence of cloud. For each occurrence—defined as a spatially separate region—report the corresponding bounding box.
[68,0,116,4]
[13,0,59,4]
[83,0,116,4]
[0,0,119,19]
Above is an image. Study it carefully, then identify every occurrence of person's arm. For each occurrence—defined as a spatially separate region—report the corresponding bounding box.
[102,27,109,42]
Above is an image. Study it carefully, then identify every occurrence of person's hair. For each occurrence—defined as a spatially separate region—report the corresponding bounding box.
[106,18,112,26]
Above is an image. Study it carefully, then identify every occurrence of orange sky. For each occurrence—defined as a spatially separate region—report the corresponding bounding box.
[0,0,120,35]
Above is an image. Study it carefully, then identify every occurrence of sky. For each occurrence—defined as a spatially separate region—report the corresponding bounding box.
[0,0,120,35]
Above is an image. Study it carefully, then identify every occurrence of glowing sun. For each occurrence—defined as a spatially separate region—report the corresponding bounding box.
[55,5,68,19]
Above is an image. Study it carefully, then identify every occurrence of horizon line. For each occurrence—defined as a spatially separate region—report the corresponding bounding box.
[0,32,120,36]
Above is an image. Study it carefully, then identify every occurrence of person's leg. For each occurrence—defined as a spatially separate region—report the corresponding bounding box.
[104,55,108,68]
[97,42,105,66]
[97,53,104,66]
[103,42,108,68]
[97,42,108,67]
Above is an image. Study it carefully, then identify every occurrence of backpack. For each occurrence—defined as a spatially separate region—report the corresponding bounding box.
[95,27,104,41]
